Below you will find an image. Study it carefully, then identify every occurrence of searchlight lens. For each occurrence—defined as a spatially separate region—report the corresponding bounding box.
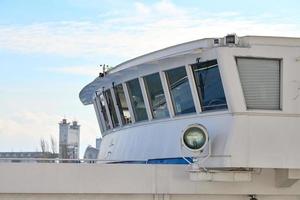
[183,125,208,151]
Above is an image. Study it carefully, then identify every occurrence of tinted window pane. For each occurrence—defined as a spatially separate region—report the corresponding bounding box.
[94,99,106,131]
[192,60,227,111]
[114,84,132,125]
[165,67,196,115]
[127,79,148,122]
[144,73,169,119]
[98,94,111,130]
[104,90,119,127]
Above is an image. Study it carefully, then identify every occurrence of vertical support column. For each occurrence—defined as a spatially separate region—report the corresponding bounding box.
[110,87,123,126]
[139,77,153,121]
[95,94,108,133]
[217,51,235,112]
[93,97,104,134]
[122,82,136,124]
[102,92,113,129]
[185,65,202,113]
[159,71,175,118]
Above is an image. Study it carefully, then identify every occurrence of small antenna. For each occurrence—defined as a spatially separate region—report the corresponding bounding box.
[99,64,112,77]
[103,64,106,73]
[99,64,104,77]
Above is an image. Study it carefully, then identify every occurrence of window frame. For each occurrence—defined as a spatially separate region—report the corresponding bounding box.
[164,66,196,116]
[143,72,170,120]
[122,82,136,123]
[113,83,133,125]
[97,92,112,130]
[191,59,228,112]
[93,97,105,133]
[110,87,123,126]
[94,58,232,135]
[103,89,120,128]
[126,78,149,122]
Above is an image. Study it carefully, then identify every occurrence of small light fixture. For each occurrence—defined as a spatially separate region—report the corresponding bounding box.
[224,33,239,45]
[182,124,209,152]
[213,38,221,46]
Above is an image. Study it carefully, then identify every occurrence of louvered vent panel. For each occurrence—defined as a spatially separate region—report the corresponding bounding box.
[237,58,280,110]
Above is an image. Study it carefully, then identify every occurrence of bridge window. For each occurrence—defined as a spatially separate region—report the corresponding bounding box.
[144,73,169,119]
[192,60,227,111]
[93,99,105,132]
[236,58,281,110]
[127,78,148,122]
[98,94,111,130]
[165,66,196,115]
[114,84,132,125]
[104,90,119,128]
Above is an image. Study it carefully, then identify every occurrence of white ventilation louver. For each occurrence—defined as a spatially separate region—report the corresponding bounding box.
[236,58,281,110]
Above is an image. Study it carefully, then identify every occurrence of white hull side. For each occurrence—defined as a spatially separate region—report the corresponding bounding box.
[98,112,232,162]
[1,164,300,199]
[98,112,300,168]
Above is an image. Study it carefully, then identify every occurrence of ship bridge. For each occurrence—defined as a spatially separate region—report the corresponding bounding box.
[79,35,300,167]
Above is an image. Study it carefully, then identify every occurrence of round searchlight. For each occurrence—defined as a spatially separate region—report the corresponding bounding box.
[182,124,208,152]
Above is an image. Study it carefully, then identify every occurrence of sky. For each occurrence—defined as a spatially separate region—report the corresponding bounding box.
[0,0,300,157]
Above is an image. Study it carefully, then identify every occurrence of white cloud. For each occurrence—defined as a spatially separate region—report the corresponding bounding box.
[154,0,186,16]
[0,1,299,61]
[0,111,60,151]
[134,2,151,16]
[45,65,101,77]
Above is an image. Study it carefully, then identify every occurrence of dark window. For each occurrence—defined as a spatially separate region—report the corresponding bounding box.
[126,79,148,122]
[144,73,169,119]
[192,60,227,111]
[98,94,111,130]
[165,66,196,115]
[104,90,119,128]
[94,99,105,131]
[114,84,132,125]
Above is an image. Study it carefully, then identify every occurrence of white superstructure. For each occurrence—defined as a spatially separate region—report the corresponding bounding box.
[80,34,300,170]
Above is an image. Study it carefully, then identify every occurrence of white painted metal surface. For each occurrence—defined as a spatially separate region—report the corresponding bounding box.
[0,163,300,199]
[80,35,300,169]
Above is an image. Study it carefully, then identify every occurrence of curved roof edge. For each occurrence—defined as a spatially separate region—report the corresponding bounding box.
[80,37,215,105]
[109,37,214,74]
[80,35,300,105]
[109,35,300,74]
[79,76,99,105]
